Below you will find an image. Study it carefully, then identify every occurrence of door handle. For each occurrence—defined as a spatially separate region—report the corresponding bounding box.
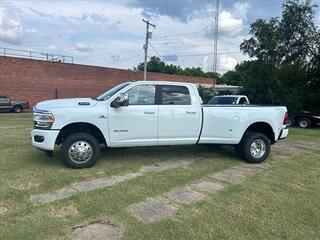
[144,111,155,114]
[186,111,197,114]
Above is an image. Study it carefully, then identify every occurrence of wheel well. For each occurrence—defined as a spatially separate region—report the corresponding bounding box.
[12,104,22,109]
[56,122,106,146]
[244,122,275,144]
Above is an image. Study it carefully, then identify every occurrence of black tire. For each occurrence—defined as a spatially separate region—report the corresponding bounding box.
[13,105,23,113]
[287,117,294,127]
[61,133,101,168]
[241,131,271,164]
[298,118,311,128]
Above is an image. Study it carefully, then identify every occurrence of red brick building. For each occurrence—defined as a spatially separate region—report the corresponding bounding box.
[0,56,214,107]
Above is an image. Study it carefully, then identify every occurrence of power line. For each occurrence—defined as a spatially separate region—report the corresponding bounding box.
[168,51,241,58]
[151,38,214,45]
[152,0,284,43]
[149,43,167,64]
[152,30,207,41]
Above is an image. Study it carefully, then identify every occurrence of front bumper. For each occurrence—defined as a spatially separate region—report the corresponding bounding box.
[278,128,289,140]
[31,129,60,151]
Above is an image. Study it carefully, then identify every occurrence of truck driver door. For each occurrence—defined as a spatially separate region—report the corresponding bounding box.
[108,84,158,147]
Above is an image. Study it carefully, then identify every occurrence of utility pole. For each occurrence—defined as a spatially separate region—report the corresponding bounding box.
[213,0,219,85]
[143,19,156,81]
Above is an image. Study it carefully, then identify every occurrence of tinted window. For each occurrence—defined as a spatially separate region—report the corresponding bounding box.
[207,96,237,104]
[160,85,191,105]
[126,85,155,105]
[0,96,8,101]
[96,82,132,101]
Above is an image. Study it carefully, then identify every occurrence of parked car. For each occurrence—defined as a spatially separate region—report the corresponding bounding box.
[31,81,288,168]
[0,96,29,113]
[287,111,320,128]
[207,95,250,105]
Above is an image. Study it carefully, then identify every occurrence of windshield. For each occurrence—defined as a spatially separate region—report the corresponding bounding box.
[96,82,132,101]
[207,96,238,104]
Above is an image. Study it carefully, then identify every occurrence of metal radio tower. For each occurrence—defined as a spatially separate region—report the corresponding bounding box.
[213,0,220,79]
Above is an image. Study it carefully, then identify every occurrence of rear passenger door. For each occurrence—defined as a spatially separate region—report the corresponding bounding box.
[157,85,201,145]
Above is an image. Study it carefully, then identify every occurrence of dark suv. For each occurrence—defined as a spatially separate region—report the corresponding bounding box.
[0,96,29,113]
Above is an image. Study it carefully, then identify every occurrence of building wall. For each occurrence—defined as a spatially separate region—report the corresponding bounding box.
[0,56,214,107]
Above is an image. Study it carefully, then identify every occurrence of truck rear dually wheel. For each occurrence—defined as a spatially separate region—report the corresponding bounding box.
[240,131,270,164]
[61,133,101,168]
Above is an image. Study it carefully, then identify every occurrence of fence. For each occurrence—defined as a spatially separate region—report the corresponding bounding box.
[0,47,73,63]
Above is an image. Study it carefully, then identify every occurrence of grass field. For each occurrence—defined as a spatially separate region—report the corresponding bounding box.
[0,113,319,240]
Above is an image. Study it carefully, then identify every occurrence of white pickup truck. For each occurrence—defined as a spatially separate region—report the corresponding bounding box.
[31,81,289,168]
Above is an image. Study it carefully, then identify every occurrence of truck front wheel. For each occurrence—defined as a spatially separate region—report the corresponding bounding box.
[240,132,271,164]
[13,105,23,113]
[61,133,101,168]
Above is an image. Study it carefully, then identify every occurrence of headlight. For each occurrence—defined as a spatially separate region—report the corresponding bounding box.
[33,113,55,129]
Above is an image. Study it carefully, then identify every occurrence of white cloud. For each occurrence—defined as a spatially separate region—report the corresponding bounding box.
[0,7,24,44]
[219,11,243,36]
[205,11,243,38]
[219,55,237,71]
[1,0,250,73]
[75,42,93,52]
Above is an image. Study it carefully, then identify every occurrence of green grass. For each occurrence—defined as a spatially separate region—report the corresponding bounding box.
[0,113,319,240]
[288,125,320,141]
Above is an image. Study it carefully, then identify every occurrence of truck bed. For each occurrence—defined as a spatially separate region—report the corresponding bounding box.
[199,104,287,144]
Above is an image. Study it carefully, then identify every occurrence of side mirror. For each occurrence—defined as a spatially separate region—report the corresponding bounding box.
[111,93,129,108]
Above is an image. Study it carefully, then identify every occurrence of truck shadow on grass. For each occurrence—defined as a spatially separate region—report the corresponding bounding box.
[33,144,241,168]
[99,145,239,164]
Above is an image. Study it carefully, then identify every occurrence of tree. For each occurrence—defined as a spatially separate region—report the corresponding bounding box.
[240,18,280,64]
[240,0,320,67]
[136,56,166,73]
[134,56,220,79]
[220,70,243,85]
[235,61,280,105]
[237,0,320,111]
[276,64,307,111]
[198,85,215,103]
[278,0,320,66]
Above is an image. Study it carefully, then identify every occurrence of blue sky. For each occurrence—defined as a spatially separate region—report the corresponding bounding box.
[0,0,319,73]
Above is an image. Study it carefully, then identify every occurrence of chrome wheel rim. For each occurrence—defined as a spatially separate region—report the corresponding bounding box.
[250,139,266,158]
[299,120,308,128]
[68,141,93,163]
